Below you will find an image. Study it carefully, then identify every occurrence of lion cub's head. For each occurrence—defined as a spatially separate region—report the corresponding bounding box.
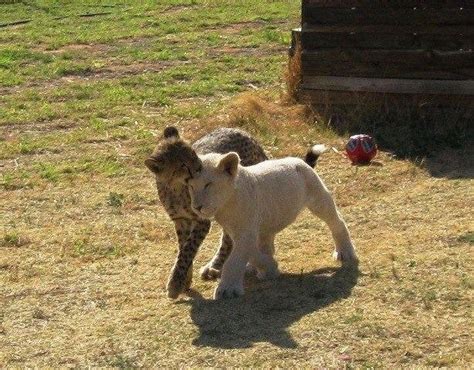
[188,152,240,219]
[145,127,202,184]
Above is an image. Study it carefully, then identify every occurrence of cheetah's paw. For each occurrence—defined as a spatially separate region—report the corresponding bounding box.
[200,264,221,280]
[166,279,183,299]
[166,268,192,299]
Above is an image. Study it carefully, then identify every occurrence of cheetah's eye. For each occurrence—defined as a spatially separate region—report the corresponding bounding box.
[181,163,192,178]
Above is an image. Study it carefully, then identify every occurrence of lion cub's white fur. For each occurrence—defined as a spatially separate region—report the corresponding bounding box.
[188,152,357,299]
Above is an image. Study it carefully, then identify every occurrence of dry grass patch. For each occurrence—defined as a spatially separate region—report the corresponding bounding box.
[1,94,473,367]
[1,0,472,367]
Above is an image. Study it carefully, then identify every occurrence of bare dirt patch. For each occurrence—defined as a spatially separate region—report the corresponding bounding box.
[64,60,185,79]
[208,45,286,59]
[2,120,76,136]
[162,4,197,14]
[0,59,188,97]
[42,43,112,55]
[0,19,32,29]
[42,35,155,54]
[206,20,269,34]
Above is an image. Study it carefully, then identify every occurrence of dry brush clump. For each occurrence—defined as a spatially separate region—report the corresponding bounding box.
[283,41,302,103]
[200,91,330,157]
[216,92,313,133]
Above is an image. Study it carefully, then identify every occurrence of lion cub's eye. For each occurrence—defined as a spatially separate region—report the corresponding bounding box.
[204,182,212,189]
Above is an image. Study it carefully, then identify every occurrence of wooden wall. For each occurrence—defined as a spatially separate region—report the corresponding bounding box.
[292,0,474,106]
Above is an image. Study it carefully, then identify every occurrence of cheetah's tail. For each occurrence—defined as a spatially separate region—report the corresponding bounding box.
[304,144,328,168]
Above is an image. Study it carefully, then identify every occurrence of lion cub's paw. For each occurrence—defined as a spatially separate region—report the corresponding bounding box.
[213,281,244,300]
[256,267,280,281]
[333,248,358,263]
[200,264,221,280]
[245,263,257,275]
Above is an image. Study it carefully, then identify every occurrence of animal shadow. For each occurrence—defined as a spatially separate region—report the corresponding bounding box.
[187,262,359,349]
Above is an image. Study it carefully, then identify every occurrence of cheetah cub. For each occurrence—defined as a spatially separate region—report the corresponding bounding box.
[188,152,357,299]
[145,127,267,298]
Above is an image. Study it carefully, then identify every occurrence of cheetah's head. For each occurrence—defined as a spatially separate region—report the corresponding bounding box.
[145,127,202,184]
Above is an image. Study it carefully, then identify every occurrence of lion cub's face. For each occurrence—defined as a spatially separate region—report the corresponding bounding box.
[145,127,202,184]
[188,152,240,219]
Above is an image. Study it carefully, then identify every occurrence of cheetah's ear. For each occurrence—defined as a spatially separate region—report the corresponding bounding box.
[163,126,179,139]
[218,152,240,177]
[144,157,162,173]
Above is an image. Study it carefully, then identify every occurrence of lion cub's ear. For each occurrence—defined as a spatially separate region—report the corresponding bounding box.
[218,152,240,177]
[144,157,162,173]
[163,126,179,139]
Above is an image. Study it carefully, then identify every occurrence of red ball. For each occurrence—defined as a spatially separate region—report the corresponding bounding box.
[345,134,377,164]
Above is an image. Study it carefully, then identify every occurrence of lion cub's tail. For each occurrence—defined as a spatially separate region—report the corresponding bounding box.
[304,144,328,168]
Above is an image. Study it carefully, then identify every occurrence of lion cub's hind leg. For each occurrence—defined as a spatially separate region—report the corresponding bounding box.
[306,182,357,262]
[250,252,280,281]
[249,234,279,281]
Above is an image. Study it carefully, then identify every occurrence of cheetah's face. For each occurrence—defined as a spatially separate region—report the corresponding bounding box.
[145,128,202,184]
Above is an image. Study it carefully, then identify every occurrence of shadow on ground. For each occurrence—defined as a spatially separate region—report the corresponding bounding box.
[184,262,359,349]
[313,103,473,179]
[421,146,474,179]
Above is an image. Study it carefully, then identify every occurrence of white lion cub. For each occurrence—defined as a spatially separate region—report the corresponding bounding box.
[188,152,357,299]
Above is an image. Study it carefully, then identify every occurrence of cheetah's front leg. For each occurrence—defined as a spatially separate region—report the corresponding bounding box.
[200,232,233,280]
[167,219,211,299]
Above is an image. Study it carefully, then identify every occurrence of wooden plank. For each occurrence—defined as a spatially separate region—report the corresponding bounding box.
[300,25,474,35]
[303,0,474,8]
[289,28,301,57]
[301,60,474,80]
[302,68,474,81]
[301,76,474,94]
[301,49,474,69]
[297,89,474,109]
[300,30,474,50]
[301,49,474,80]
[302,8,474,26]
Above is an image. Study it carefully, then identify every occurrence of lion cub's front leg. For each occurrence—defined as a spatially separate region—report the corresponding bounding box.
[214,234,255,299]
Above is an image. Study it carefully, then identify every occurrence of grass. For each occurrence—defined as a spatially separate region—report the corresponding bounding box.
[1,0,473,368]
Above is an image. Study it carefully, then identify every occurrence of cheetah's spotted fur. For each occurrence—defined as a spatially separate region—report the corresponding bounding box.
[145,127,267,298]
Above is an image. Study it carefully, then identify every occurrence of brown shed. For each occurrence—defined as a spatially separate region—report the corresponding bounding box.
[290,0,474,107]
